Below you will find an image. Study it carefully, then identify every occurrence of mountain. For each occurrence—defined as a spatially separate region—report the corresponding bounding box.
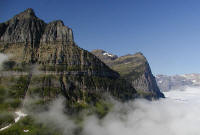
[0,8,137,115]
[0,8,165,134]
[92,50,164,99]
[156,74,200,91]
[91,49,118,62]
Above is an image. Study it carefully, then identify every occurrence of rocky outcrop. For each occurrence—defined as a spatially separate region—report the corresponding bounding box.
[0,8,74,64]
[40,20,73,43]
[0,8,73,45]
[92,50,164,99]
[0,8,137,105]
[132,61,164,98]
[0,8,46,46]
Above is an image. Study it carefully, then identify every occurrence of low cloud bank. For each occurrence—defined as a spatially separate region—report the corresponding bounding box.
[0,53,8,69]
[33,87,200,135]
[30,97,76,135]
[83,99,200,135]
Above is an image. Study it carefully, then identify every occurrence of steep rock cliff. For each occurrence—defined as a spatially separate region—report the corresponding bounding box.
[92,50,164,99]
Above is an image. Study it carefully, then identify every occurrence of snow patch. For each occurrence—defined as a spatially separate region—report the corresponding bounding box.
[23,129,29,132]
[0,124,12,131]
[15,111,27,123]
[158,80,163,83]
[103,52,114,57]
[192,80,197,83]
[0,110,27,132]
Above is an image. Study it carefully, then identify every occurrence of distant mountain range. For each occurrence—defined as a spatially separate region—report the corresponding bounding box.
[156,74,200,91]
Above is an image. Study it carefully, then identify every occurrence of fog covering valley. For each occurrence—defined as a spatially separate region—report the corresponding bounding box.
[21,86,200,135]
[0,53,200,135]
[0,53,8,69]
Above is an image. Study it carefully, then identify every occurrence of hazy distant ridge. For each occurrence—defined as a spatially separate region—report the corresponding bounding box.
[156,73,200,91]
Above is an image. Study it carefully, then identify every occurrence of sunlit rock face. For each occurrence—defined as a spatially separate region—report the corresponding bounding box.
[0,8,73,44]
[92,50,164,99]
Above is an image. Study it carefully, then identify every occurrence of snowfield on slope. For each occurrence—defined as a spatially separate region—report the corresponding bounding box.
[0,110,27,131]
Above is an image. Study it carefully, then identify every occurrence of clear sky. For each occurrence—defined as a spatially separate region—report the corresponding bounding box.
[1,0,200,75]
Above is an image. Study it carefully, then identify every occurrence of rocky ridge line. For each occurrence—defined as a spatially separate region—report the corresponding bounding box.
[92,50,164,98]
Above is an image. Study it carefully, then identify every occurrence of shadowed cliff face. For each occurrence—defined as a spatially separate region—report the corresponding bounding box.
[0,8,137,113]
[92,50,164,99]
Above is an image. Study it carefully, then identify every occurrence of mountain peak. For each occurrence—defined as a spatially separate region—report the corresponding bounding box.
[24,8,35,14]
[14,8,37,19]
[49,20,64,25]
[132,52,146,61]
[134,52,144,56]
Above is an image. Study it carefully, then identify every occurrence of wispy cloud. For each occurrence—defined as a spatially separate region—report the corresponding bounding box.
[0,53,8,69]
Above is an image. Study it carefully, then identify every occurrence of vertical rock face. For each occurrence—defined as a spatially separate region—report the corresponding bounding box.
[40,20,74,43]
[0,8,73,45]
[0,8,46,47]
[92,50,164,98]
[0,8,137,102]
[132,61,165,98]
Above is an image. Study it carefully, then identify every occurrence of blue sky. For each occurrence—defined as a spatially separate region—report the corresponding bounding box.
[1,0,200,75]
